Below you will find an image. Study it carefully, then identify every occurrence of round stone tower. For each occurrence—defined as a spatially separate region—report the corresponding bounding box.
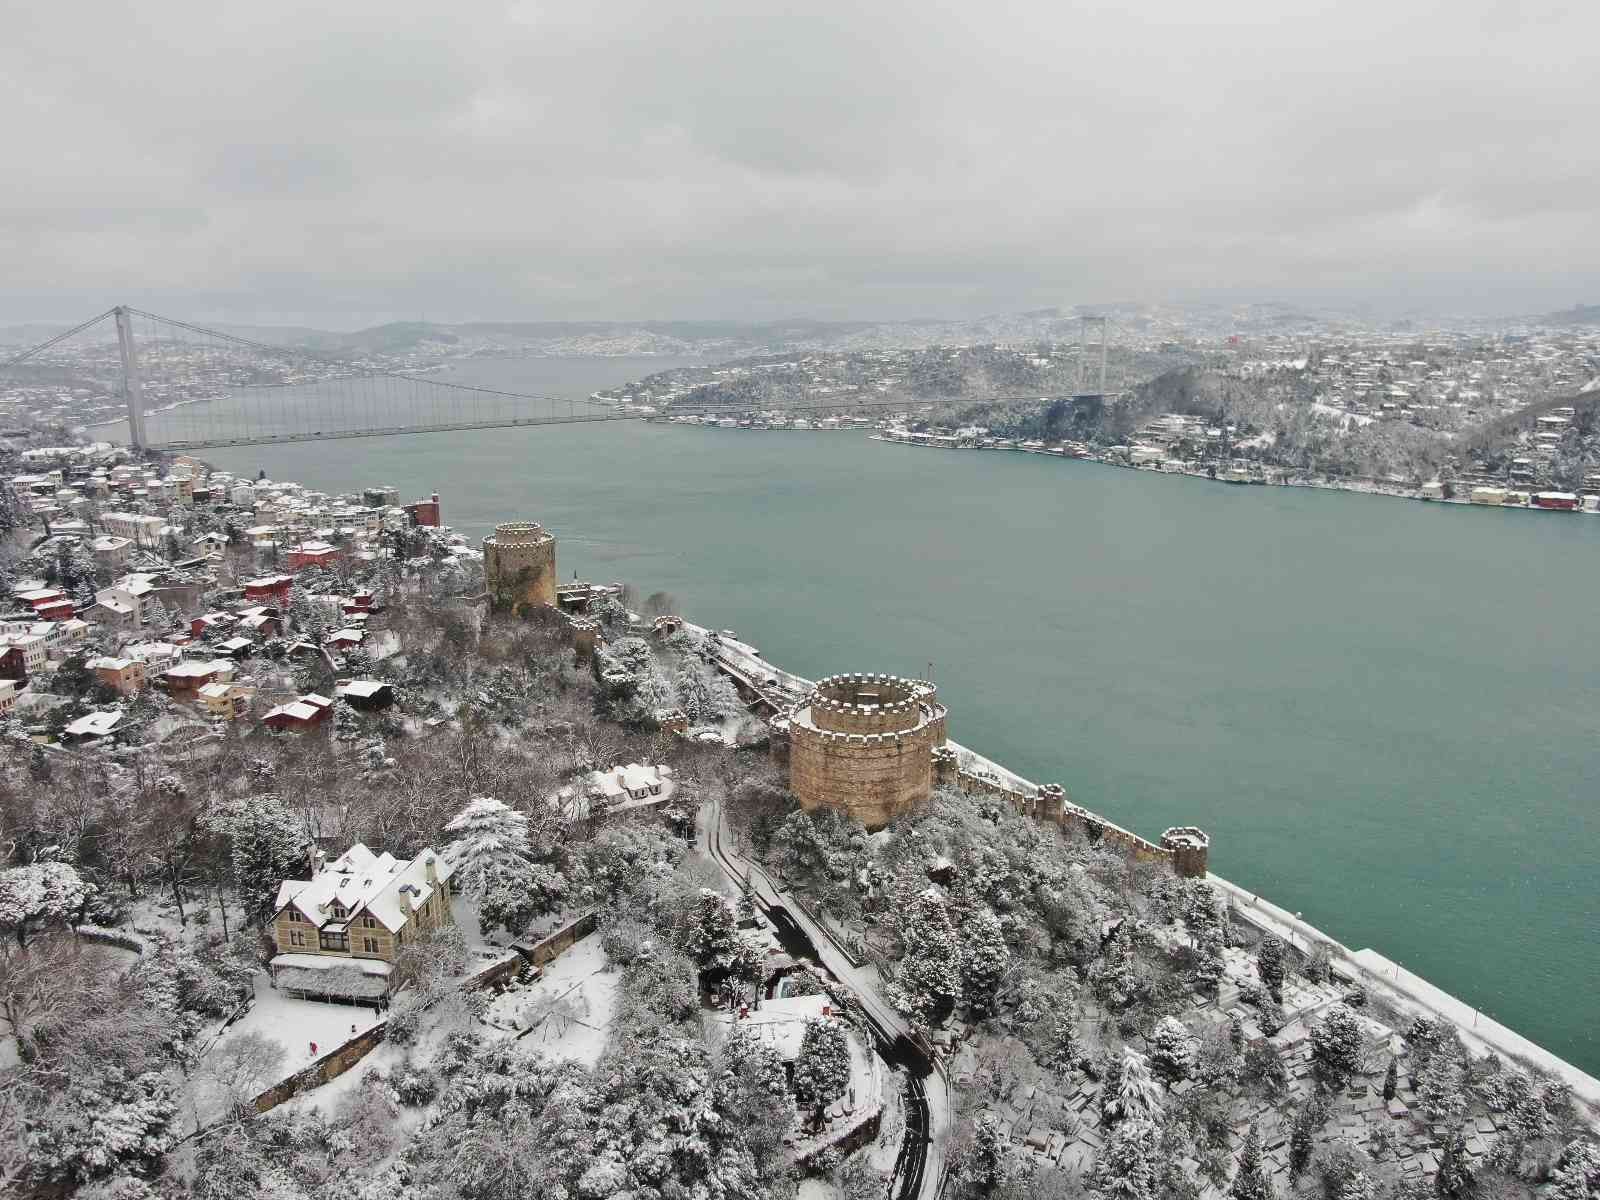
[482,521,557,613]
[786,673,948,830]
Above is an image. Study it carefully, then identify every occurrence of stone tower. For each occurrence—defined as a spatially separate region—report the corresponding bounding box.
[482,521,557,613]
[785,673,948,830]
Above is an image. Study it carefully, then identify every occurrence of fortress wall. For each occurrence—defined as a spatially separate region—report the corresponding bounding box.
[790,723,943,830]
[933,747,1207,877]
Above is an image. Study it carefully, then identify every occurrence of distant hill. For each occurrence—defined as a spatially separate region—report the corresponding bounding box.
[1534,304,1600,327]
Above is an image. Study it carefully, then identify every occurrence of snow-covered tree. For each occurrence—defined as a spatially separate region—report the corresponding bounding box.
[23,1066,179,1188]
[890,887,962,1024]
[1092,1117,1162,1200]
[1550,1140,1600,1200]
[960,907,1010,1015]
[204,794,306,929]
[1256,935,1286,1000]
[684,888,740,972]
[1102,1046,1163,1125]
[1311,1004,1364,1088]
[0,861,94,949]
[1230,1124,1276,1200]
[441,796,540,935]
[1149,1015,1197,1083]
[792,1017,851,1124]
[962,1115,1018,1195]
[723,1026,789,1101]
[1435,1130,1473,1200]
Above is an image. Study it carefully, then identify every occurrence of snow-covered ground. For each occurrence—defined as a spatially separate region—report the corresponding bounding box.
[482,933,617,1068]
[198,972,382,1087]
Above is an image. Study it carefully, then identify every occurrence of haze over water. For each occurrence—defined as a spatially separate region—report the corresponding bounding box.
[190,357,1600,1075]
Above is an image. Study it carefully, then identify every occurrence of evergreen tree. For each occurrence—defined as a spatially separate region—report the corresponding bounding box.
[1102,1046,1163,1125]
[960,907,1010,1015]
[965,1115,1016,1195]
[1092,1117,1162,1200]
[1383,1058,1398,1101]
[1290,1097,1328,1180]
[792,1017,851,1125]
[1311,1004,1364,1089]
[1549,1140,1600,1200]
[1229,1013,1246,1054]
[1435,1129,1474,1200]
[441,796,541,935]
[1149,1015,1196,1082]
[890,887,962,1024]
[685,888,740,971]
[1257,935,1286,1000]
[1230,1124,1276,1200]
[205,794,306,928]
[0,861,94,948]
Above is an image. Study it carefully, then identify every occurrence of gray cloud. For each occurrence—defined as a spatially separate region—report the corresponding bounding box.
[1,0,1596,324]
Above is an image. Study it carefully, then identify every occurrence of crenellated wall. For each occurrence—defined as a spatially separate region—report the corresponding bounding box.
[787,674,947,830]
[932,746,1209,877]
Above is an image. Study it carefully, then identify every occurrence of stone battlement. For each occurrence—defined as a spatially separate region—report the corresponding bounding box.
[788,671,948,830]
[484,521,553,546]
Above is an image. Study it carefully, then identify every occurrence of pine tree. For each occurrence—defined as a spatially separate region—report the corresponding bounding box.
[685,888,740,971]
[1092,1117,1162,1200]
[442,797,541,934]
[1103,1046,1163,1125]
[1290,1098,1327,1180]
[1149,1015,1196,1082]
[206,794,306,928]
[792,1018,852,1125]
[967,1115,1015,1195]
[1435,1129,1473,1200]
[1257,935,1286,1000]
[1231,1124,1276,1200]
[960,907,1010,1015]
[891,887,962,1024]
[1312,1004,1364,1088]
[1383,1058,1398,1101]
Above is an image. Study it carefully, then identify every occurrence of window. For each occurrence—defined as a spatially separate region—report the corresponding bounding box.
[361,915,377,928]
[287,909,303,922]
[319,931,348,952]
[362,937,378,954]
[289,930,305,947]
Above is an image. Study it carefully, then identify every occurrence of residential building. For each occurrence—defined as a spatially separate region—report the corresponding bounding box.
[162,658,235,695]
[268,842,456,1002]
[198,681,253,719]
[262,692,334,732]
[87,655,148,696]
[100,511,167,547]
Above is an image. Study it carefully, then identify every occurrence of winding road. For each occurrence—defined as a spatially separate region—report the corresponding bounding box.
[702,794,951,1200]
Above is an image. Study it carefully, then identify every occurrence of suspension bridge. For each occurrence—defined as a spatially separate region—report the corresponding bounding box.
[0,306,1119,452]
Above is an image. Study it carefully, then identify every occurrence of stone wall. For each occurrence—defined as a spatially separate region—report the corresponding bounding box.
[482,520,558,613]
[932,747,1209,878]
[253,1021,388,1113]
[787,674,948,831]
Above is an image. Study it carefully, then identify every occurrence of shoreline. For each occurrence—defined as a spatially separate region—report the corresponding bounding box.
[705,629,1600,1109]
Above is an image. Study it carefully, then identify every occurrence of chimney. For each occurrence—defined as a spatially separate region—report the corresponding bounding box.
[423,853,437,887]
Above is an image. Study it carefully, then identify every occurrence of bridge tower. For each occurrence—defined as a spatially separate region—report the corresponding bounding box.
[114,305,147,450]
[1075,314,1109,399]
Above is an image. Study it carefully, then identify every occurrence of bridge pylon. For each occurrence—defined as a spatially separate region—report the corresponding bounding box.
[114,305,147,451]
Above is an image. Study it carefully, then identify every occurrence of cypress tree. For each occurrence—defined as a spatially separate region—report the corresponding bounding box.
[1230,1124,1276,1200]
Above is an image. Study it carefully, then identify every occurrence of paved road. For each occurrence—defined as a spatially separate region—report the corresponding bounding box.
[702,795,950,1200]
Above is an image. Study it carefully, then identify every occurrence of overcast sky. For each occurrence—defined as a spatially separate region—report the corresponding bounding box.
[2,0,1596,326]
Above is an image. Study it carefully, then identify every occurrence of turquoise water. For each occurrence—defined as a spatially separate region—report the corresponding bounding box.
[193,357,1600,1075]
